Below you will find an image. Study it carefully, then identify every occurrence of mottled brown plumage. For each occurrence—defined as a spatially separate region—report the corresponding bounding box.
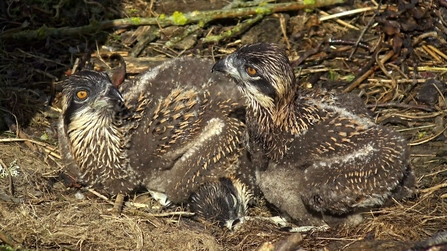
[121,57,246,204]
[59,57,247,208]
[212,43,414,225]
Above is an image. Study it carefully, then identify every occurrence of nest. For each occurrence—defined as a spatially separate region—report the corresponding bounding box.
[1,0,447,250]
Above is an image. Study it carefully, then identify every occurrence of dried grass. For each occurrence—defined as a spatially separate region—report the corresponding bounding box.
[1,0,447,250]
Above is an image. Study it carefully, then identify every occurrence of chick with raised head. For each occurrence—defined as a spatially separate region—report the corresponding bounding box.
[58,70,138,195]
[212,43,414,226]
[58,56,252,225]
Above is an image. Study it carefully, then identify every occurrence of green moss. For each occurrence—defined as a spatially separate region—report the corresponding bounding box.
[131,17,141,25]
[255,7,271,15]
[345,74,355,82]
[171,11,188,25]
[36,25,48,40]
[159,14,166,20]
[304,0,316,12]
[110,33,121,41]
[0,245,16,251]
[304,0,316,4]
[90,20,99,26]
[417,131,427,139]
[127,8,139,15]
[328,71,339,81]
[40,132,49,141]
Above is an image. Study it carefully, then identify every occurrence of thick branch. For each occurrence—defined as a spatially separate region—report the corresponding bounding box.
[1,0,345,40]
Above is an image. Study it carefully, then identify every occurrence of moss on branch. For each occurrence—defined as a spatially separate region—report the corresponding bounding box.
[1,0,344,41]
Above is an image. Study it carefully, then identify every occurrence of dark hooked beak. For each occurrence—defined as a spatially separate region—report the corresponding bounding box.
[212,57,228,73]
[105,86,129,116]
[94,85,124,109]
[107,86,124,103]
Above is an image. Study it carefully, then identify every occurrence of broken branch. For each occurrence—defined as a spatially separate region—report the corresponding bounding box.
[1,0,345,41]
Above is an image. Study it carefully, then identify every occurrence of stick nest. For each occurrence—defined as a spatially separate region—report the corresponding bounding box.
[1,0,447,250]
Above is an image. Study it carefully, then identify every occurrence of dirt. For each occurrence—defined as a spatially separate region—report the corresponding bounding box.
[1,0,447,250]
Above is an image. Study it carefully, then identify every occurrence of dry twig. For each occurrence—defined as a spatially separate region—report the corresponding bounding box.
[409,126,447,146]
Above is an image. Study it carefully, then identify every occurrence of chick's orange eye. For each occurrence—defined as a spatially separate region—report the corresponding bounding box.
[76,90,88,99]
[246,66,257,76]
